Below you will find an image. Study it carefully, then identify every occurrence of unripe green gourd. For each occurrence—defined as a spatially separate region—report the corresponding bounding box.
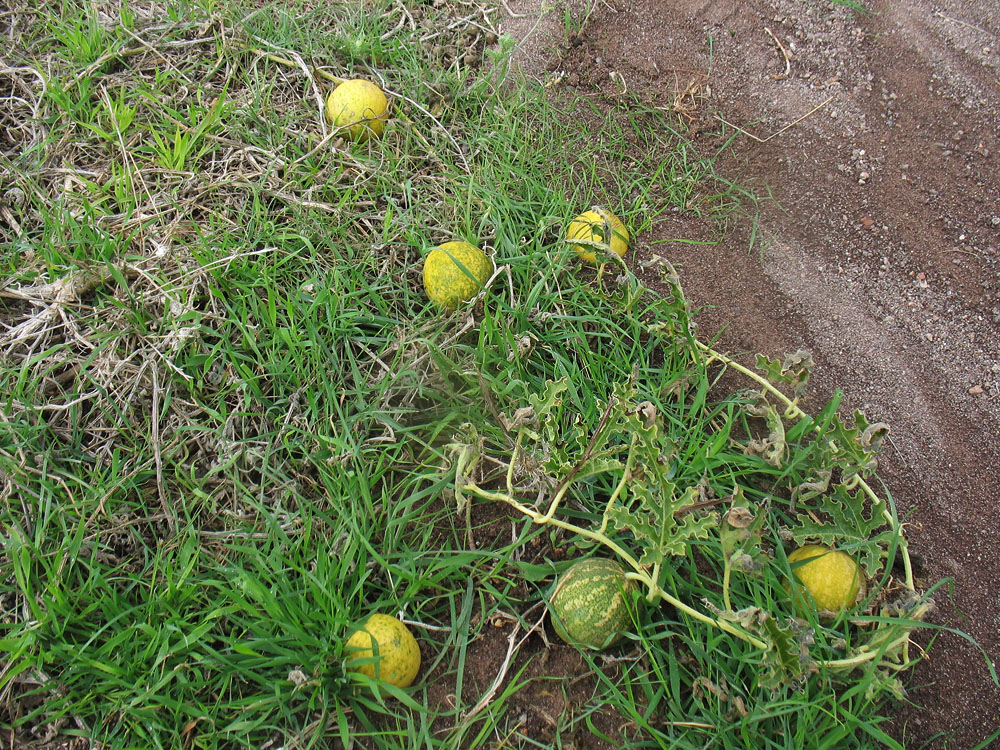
[549,557,635,650]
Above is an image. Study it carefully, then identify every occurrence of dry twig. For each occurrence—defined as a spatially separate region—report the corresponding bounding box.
[764,27,791,80]
[715,95,834,143]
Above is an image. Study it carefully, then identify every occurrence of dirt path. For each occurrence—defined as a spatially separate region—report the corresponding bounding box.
[501,0,999,746]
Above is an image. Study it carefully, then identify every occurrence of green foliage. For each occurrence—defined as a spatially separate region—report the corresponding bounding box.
[758,614,811,690]
[0,0,952,747]
[142,88,230,171]
[48,2,111,65]
[454,258,933,732]
[523,377,720,569]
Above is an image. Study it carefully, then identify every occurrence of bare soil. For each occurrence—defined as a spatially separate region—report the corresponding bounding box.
[477,0,1000,747]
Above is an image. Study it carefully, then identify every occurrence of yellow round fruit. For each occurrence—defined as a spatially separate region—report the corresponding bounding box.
[325,79,389,142]
[344,613,420,688]
[566,207,629,263]
[787,544,865,614]
[422,241,494,310]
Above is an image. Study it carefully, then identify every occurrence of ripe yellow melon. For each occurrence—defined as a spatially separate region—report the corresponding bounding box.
[344,613,420,688]
[787,544,865,614]
[566,207,629,263]
[325,79,389,142]
[422,241,493,309]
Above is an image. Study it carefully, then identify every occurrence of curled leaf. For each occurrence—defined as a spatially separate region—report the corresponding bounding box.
[729,552,765,574]
[635,400,657,428]
[724,506,755,530]
[860,421,890,451]
[755,349,814,400]
[500,405,538,431]
[692,675,730,702]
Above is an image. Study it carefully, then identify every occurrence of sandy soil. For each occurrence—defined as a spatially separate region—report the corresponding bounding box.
[492,0,999,747]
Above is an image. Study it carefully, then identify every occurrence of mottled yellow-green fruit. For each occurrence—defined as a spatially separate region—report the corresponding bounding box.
[344,613,420,688]
[422,241,493,309]
[549,557,635,650]
[325,79,389,142]
[787,544,865,614]
[566,207,629,263]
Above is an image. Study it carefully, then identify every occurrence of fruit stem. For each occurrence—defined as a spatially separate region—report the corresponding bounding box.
[722,561,733,612]
[822,634,916,670]
[597,435,639,536]
[824,600,932,671]
[234,41,347,84]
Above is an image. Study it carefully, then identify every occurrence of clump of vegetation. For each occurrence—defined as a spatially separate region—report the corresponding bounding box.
[450,264,932,732]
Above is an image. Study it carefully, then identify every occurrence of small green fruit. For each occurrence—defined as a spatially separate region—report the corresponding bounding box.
[549,557,635,650]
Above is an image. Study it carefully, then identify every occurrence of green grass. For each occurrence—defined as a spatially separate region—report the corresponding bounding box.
[828,0,872,14]
[0,1,937,748]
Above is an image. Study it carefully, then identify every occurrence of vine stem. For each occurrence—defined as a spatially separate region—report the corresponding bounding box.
[822,601,932,669]
[823,634,914,670]
[463,481,769,650]
[722,563,733,612]
[696,342,915,591]
[597,434,639,536]
[458,342,919,672]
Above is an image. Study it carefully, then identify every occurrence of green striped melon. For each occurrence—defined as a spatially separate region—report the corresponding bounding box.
[549,557,635,650]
